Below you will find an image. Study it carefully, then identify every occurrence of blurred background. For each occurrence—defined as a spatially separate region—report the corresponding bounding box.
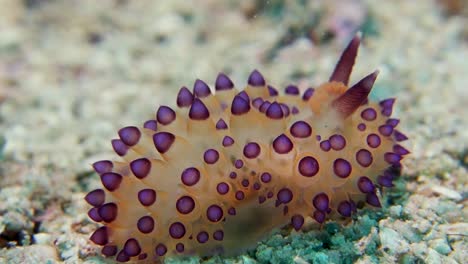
[0,0,466,263]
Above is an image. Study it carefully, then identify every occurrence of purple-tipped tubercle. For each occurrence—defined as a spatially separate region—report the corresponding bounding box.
[153,132,175,154]
[156,106,176,125]
[231,95,250,115]
[118,126,141,146]
[189,98,210,120]
[248,69,266,86]
[266,102,284,119]
[284,85,300,95]
[193,79,211,97]
[177,86,194,107]
[215,73,234,90]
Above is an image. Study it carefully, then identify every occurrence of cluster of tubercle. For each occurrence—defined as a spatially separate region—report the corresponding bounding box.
[84,34,409,263]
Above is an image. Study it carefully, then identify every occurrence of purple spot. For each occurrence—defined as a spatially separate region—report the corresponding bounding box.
[366,193,381,207]
[169,222,186,239]
[357,176,375,193]
[92,160,113,175]
[252,97,264,109]
[313,211,325,223]
[378,125,393,136]
[361,108,377,121]
[356,149,373,167]
[338,201,352,217]
[259,101,271,113]
[277,188,293,204]
[124,238,141,257]
[357,123,366,131]
[231,95,250,115]
[215,73,234,90]
[176,243,185,253]
[100,172,122,191]
[222,136,235,147]
[229,171,237,179]
[207,205,223,222]
[204,149,219,164]
[302,87,315,101]
[285,84,300,95]
[130,158,151,179]
[177,86,194,107]
[235,191,245,200]
[181,167,200,186]
[90,226,108,245]
[118,126,141,146]
[138,253,148,260]
[329,134,346,150]
[243,142,261,159]
[101,245,117,257]
[393,130,408,142]
[111,139,128,156]
[248,69,266,86]
[176,196,195,214]
[216,118,228,130]
[333,158,352,178]
[88,208,102,222]
[298,156,319,177]
[213,230,224,241]
[234,159,244,169]
[268,85,279,96]
[143,120,158,131]
[291,214,304,231]
[153,132,175,154]
[267,191,274,198]
[313,193,329,211]
[260,172,272,183]
[193,79,211,97]
[253,182,261,190]
[197,231,209,243]
[290,121,312,138]
[228,207,236,215]
[272,134,293,154]
[384,152,402,165]
[216,182,229,195]
[156,106,176,125]
[266,102,284,119]
[320,140,331,151]
[98,203,118,223]
[366,134,381,148]
[316,135,322,141]
[85,189,105,207]
[137,216,154,234]
[241,179,249,187]
[189,98,210,120]
[393,144,410,155]
[155,244,167,256]
[138,189,156,206]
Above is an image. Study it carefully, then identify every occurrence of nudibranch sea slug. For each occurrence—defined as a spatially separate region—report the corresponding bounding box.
[85,34,409,263]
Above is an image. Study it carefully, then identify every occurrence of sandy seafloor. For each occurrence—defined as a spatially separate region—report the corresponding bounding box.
[0,0,467,263]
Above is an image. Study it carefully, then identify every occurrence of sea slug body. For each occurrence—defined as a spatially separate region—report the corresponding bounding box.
[85,34,409,263]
